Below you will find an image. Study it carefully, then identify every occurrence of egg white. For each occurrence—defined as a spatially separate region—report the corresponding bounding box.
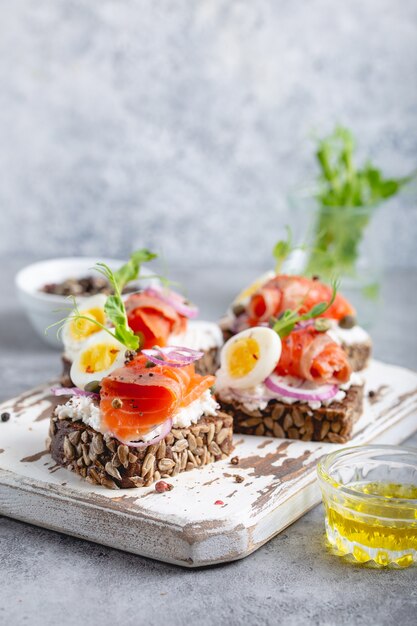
[70,330,126,389]
[218,327,282,389]
[62,294,108,361]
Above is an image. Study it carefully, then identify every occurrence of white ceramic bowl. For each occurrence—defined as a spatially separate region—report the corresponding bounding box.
[15,257,156,349]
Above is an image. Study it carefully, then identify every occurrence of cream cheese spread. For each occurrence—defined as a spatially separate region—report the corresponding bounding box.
[327,321,370,346]
[54,390,219,437]
[216,372,364,412]
[169,320,223,352]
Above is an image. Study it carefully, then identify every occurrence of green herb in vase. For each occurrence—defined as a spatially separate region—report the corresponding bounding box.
[304,126,414,282]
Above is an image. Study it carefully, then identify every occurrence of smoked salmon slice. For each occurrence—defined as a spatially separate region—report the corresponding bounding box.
[276,326,351,384]
[248,275,355,324]
[125,293,187,349]
[100,354,215,442]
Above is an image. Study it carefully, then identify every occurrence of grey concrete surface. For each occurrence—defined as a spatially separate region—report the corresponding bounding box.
[0,257,416,626]
[1,1,417,268]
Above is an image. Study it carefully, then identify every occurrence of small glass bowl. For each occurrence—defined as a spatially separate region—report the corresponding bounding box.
[317,445,417,568]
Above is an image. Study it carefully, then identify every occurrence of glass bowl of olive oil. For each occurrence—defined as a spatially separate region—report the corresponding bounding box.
[317,445,417,568]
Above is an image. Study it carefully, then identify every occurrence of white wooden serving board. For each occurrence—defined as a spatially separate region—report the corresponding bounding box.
[0,359,416,568]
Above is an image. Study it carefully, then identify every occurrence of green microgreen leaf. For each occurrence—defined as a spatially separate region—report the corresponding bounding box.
[92,248,157,350]
[46,249,157,351]
[272,280,338,338]
[272,226,292,273]
[104,294,139,350]
[361,281,380,301]
[113,248,158,292]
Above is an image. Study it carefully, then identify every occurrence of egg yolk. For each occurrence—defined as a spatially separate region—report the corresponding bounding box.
[79,344,120,374]
[227,337,260,378]
[70,307,105,341]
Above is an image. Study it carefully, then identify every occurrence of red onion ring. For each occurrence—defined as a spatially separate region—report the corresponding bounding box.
[51,387,99,399]
[142,346,204,367]
[114,418,173,449]
[264,375,339,402]
[144,286,199,318]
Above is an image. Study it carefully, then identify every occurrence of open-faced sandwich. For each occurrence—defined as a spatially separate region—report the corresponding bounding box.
[220,272,371,372]
[216,283,364,443]
[60,250,223,383]
[47,260,232,489]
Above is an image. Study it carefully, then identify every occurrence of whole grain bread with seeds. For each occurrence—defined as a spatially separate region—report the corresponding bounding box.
[219,385,363,444]
[215,285,365,444]
[47,252,232,489]
[48,407,233,489]
[49,350,233,489]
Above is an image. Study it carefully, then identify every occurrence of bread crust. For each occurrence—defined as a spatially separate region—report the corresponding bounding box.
[218,385,364,444]
[342,341,372,372]
[48,410,233,489]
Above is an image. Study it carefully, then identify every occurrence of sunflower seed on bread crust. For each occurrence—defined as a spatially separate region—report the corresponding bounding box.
[48,410,233,489]
[219,386,363,444]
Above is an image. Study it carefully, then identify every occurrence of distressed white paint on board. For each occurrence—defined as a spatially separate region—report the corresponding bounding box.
[0,360,416,567]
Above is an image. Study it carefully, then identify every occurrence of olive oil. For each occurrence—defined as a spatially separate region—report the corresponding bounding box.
[324,482,417,567]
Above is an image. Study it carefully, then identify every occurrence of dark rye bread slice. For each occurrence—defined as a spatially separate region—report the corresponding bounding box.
[221,327,371,373]
[218,385,364,444]
[48,410,234,489]
[60,346,220,387]
[342,341,372,372]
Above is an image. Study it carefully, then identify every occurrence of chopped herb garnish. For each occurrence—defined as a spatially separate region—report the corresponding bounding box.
[272,279,338,338]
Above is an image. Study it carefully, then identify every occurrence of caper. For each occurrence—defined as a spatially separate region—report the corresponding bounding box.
[84,380,101,394]
[232,303,246,317]
[314,318,332,332]
[339,315,357,329]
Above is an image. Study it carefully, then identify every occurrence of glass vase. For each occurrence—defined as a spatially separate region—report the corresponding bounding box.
[286,187,384,327]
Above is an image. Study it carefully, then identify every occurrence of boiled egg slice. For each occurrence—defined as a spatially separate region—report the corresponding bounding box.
[233,270,275,306]
[62,294,108,360]
[70,330,126,389]
[218,327,281,389]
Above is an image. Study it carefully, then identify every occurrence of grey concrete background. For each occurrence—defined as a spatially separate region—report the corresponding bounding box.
[1,259,417,626]
[1,3,417,623]
[0,0,417,268]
